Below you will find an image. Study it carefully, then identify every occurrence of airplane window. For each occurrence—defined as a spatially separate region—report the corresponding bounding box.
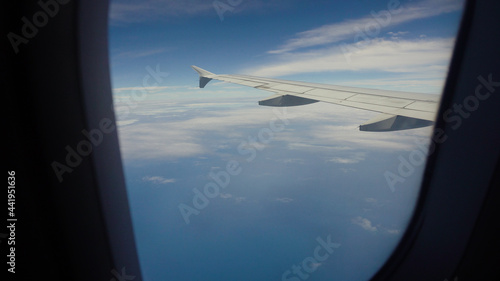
[108,0,464,280]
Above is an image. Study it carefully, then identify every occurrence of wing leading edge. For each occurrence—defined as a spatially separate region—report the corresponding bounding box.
[191,65,438,132]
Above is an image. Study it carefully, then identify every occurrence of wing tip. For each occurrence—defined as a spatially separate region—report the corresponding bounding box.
[191,65,215,77]
[191,66,214,88]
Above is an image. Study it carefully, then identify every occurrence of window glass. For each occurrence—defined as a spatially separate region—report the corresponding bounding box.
[109,1,464,280]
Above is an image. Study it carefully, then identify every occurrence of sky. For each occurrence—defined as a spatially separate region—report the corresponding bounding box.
[108,1,464,280]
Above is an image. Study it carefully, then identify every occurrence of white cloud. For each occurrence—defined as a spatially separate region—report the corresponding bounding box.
[327,152,365,164]
[111,48,172,60]
[352,216,377,232]
[116,95,288,160]
[117,119,139,126]
[113,85,181,94]
[387,31,409,36]
[142,175,176,184]
[364,197,386,208]
[387,31,409,39]
[117,120,208,160]
[115,89,432,161]
[220,193,233,199]
[245,37,454,82]
[352,216,402,234]
[329,157,359,164]
[385,228,401,235]
[276,197,294,203]
[365,198,377,203]
[220,193,246,203]
[267,0,462,54]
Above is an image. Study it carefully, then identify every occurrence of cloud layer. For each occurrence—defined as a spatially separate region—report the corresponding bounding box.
[142,175,176,184]
[267,0,462,54]
[115,89,431,161]
[247,37,454,79]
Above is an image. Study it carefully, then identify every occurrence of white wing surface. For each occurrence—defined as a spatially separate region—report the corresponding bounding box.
[191,65,439,131]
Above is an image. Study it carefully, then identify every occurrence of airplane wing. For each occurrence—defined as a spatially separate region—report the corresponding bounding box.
[191,65,439,132]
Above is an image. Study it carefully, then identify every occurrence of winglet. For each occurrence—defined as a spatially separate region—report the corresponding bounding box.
[191,65,215,88]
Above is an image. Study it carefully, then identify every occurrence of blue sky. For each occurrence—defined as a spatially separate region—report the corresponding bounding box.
[108,1,464,280]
